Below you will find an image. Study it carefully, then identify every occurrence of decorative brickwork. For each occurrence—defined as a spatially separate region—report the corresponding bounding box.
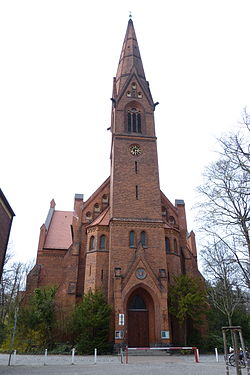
[26,18,202,347]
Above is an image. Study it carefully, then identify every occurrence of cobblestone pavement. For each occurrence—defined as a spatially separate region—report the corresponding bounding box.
[0,354,248,375]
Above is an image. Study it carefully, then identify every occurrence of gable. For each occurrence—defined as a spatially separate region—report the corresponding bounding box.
[44,211,73,250]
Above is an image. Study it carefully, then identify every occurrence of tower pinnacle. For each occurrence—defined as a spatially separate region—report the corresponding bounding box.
[114,18,152,104]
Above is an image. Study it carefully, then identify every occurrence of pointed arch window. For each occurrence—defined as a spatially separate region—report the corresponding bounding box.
[129,231,135,248]
[141,231,146,247]
[174,238,178,254]
[100,235,106,250]
[90,236,95,250]
[128,108,142,133]
[165,237,170,253]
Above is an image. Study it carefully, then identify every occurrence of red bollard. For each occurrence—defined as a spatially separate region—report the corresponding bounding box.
[193,348,199,363]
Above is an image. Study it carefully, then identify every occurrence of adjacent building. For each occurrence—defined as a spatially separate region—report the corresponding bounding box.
[0,189,15,280]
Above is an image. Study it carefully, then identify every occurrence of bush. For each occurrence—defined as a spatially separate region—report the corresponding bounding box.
[71,290,112,354]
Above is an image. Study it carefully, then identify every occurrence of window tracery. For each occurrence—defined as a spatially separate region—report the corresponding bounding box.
[127,108,142,133]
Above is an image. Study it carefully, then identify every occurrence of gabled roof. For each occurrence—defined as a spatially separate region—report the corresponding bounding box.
[44,211,73,249]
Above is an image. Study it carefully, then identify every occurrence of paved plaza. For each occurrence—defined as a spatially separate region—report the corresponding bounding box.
[0,353,248,375]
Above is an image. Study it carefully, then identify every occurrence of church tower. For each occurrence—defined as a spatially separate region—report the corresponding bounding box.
[110,18,162,220]
[108,19,168,347]
[27,18,201,349]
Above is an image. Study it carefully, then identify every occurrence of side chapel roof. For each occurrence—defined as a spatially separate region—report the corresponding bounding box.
[43,201,73,249]
[87,206,110,228]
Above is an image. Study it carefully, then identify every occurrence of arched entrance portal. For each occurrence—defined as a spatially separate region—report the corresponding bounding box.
[127,288,155,347]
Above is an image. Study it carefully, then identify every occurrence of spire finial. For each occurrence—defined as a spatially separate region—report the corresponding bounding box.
[129,11,132,19]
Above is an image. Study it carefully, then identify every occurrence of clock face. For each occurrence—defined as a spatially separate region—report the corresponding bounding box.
[136,268,147,280]
[129,144,142,156]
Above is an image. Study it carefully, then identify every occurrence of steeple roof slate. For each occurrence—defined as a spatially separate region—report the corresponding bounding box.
[115,19,151,99]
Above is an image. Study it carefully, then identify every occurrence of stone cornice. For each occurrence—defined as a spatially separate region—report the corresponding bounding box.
[113,134,157,141]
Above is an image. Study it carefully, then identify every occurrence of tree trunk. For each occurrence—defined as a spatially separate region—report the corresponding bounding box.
[227,314,234,347]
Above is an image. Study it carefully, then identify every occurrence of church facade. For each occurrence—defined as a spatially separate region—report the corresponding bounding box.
[27,19,200,347]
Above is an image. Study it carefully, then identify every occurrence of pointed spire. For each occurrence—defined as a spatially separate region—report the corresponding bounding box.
[115,19,148,98]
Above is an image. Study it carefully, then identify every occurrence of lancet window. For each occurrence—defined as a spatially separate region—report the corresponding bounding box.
[100,235,106,249]
[174,238,178,253]
[90,236,95,250]
[129,231,135,248]
[127,108,142,133]
[141,231,146,247]
[165,237,170,253]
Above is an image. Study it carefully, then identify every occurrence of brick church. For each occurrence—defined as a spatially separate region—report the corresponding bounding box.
[27,18,201,347]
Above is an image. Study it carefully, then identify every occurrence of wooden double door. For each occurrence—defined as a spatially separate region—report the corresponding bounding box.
[128,310,149,347]
[127,293,149,347]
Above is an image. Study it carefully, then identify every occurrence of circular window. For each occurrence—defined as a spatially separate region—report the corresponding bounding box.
[169,216,176,225]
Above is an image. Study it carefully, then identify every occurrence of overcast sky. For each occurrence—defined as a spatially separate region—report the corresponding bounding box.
[1,0,250,264]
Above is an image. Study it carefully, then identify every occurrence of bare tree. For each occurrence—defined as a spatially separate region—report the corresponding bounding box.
[0,254,33,327]
[220,109,250,175]
[201,241,243,325]
[197,117,250,289]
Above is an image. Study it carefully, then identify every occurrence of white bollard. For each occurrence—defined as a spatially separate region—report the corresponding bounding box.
[71,348,75,365]
[44,349,47,366]
[215,347,219,362]
[13,350,16,365]
[94,348,97,364]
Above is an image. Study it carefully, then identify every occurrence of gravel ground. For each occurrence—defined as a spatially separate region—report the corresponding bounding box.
[0,353,248,375]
